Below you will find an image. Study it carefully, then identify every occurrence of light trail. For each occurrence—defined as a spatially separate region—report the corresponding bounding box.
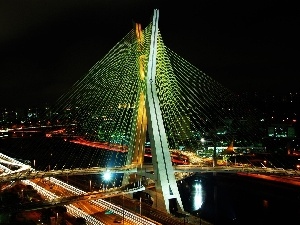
[0,154,159,225]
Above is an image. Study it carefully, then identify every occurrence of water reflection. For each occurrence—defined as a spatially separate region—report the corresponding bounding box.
[180,173,300,225]
[193,182,204,211]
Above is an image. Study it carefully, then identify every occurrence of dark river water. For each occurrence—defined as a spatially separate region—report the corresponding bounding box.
[1,137,300,225]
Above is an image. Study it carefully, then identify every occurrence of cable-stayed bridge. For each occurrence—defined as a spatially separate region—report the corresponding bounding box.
[0,9,298,224]
[1,152,299,183]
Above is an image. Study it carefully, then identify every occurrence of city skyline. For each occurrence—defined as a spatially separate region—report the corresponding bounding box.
[0,1,299,108]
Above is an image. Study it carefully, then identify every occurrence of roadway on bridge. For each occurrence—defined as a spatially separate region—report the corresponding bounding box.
[30,178,135,225]
[0,153,160,225]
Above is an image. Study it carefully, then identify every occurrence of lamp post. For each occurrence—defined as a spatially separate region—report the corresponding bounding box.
[139,197,142,215]
[103,170,111,191]
[122,193,125,225]
[183,214,186,225]
[201,137,217,167]
[197,211,202,225]
[48,152,53,171]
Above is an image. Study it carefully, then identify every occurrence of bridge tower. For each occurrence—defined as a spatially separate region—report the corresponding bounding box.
[124,9,184,214]
[145,9,184,213]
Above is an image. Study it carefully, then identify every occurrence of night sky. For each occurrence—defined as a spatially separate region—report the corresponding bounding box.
[1,0,299,108]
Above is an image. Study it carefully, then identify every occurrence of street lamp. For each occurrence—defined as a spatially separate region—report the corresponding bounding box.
[139,197,142,215]
[197,211,202,225]
[183,214,187,225]
[102,170,111,191]
[103,170,111,182]
[201,137,217,166]
[122,193,125,225]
